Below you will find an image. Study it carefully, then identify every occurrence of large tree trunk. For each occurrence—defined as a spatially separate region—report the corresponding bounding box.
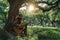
[4,0,27,36]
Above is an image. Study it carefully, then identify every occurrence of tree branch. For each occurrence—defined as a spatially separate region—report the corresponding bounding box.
[36,0,58,5]
[37,0,59,12]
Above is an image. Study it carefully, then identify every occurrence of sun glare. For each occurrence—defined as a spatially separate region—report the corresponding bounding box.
[28,5,35,12]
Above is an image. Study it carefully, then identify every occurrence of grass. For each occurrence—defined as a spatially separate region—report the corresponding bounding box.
[17,26,60,40]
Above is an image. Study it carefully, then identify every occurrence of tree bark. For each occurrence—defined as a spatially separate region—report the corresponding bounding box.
[4,0,27,36]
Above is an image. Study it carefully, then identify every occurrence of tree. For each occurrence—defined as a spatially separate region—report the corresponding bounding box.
[3,0,27,36]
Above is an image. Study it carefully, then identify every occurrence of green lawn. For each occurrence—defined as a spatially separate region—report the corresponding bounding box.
[17,26,60,40]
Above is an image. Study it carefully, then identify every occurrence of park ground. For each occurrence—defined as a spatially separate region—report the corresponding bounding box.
[16,26,60,40]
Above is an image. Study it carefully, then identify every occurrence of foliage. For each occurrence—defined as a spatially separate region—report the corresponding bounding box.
[0,0,9,28]
[21,8,60,27]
